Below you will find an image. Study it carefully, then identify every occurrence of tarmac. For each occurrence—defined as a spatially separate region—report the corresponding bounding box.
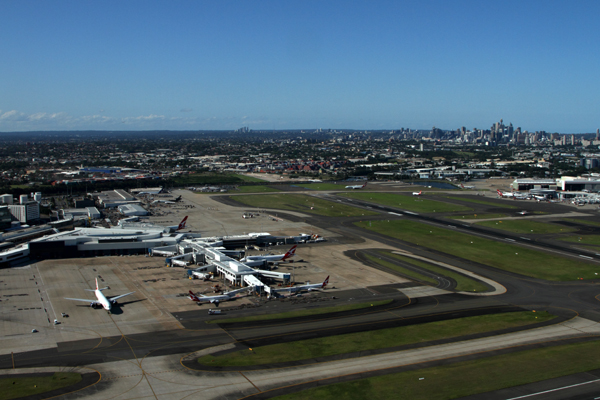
[10,316,596,400]
[4,181,600,399]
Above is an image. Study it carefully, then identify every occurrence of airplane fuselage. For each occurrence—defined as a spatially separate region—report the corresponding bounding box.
[94,289,112,311]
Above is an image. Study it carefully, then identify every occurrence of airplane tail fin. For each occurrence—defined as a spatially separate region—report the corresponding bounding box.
[363,181,367,188]
[461,184,465,188]
[95,277,99,290]
[497,189,503,196]
[322,275,329,288]
[419,191,422,195]
[178,216,188,230]
[188,290,200,302]
[282,245,297,260]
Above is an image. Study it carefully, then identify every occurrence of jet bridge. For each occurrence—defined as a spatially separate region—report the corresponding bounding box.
[252,269,291,284]
[150,245,178,257]
[243,274,267,295]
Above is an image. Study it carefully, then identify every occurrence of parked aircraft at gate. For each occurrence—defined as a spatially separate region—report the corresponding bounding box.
[166,216,188,232]
[188,288,246,306]
[65,278,135,313]
[497,190,528,199]
[240,245,297,263]
[274,276,329,295]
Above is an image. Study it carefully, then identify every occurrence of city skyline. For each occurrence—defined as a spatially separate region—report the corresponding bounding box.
[1,0,599,133]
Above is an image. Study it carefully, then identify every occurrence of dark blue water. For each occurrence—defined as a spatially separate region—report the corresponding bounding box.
[414,181,458,190]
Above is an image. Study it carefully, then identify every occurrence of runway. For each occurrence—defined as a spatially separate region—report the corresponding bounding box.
[4,189,600,399]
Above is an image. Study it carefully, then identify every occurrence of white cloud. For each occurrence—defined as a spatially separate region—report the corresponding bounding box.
[0,110,24,121]
[0,109,276,131]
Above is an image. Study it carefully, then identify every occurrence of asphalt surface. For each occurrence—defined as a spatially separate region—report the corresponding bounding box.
[4,189,600,399]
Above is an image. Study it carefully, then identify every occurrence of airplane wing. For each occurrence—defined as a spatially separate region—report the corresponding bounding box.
[107,292,136,302]
[64,297,98,303]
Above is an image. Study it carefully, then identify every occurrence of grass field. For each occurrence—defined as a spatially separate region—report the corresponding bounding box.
[0,372,82,400]
[362,253,438,285]
[172,172,245,186]
[207,299,393,324]
[272,339,600,400]
[233,185,280,193]
[233,174,268,182]
[560,235,600,246]
[296,183,350,190]
[374,251,489,292]
[198,311,553,367]
[342,192,472,213]
[355,220,597,281]
[449,213,509,220]
[231,194,379,217]
[475,219,577,234]
[444,196,518,209]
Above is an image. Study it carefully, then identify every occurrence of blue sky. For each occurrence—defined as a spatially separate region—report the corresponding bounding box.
[1,0,598,132]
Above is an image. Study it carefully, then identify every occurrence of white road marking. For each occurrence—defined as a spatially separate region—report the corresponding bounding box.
[505,378,600,399]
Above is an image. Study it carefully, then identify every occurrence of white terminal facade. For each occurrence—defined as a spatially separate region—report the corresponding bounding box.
[2,226,314,294]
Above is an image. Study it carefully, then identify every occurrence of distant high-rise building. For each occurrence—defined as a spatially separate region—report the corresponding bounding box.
[596,128,599,140]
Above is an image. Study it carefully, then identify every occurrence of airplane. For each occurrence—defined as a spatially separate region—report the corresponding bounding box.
[188,288,246,306]
[190,270,212,280]
[174,195,182,202]
[274,276,329,295]
[166,216,188,232]
[240,245,297,263]
[496,190,528,199]
[345,181,367,189]
[64,278,135,313]
[412,191,422,196]
[460,183,475,189]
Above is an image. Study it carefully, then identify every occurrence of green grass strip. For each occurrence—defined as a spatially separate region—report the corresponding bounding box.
[445,196,518,209]
[449,213,509,220]
[362,253,438,285]
[380,251,489,292]
[560,235,600,246]
[272,339,600,400]
[231,194,379,217]
[198,311,554,367]
[342,192,472,213]
[207,299,393,324]
[475,219,577,234]
[234,185,280,193]
[356,220,598,281]
[233,174,268,182]
[297,183,352,190]
[0,372,82,400]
